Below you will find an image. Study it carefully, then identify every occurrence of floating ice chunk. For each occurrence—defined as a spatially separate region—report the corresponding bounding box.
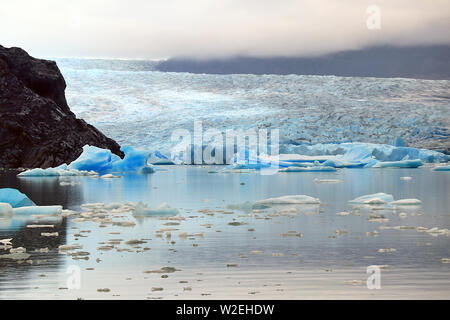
[400,176,412,181]
[0,188,35,208]
[314,179,342,184]
[0,203,13,216]
[433,165,450,171]
[68,145,158,174]
[390,199,421,206]
[349,193,394,205]
[255,195,320,206]
[13,206,63,216]
[100,174,121,179]
[373,159,423,168]
[133,202,179,216]
[0,238,12,246]
[0,252,30,260]
[18,164,97,177]
[279,166,337,172]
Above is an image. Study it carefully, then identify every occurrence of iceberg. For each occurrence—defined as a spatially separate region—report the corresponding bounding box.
[69,145,121,173]
[0,188,35,208]
[132,202,179,216]
[13,205,63,216]
[373,159,423,168]
[433,165,450,171]
[349,193,394,205]
[19,145,160,176]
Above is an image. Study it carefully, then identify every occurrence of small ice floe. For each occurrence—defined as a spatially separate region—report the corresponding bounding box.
[133,202,179,217]
[344,280,366,286]
[112,221,136,227]
[334,229,348,235]
[280,231,303,238]
[254,195,320,206]
[100,174,122,179]
[61,209,78,217]
[313,178,342,184]
[41,232,58,237]
[433,165,450,171]
[373,159,423,168]
[378,248,397,253]
[228,221,246,226]
[423,227,450,237]
[13,206,62,216]
[59,181,80,187]
[400,176,412,181]
[398,212,408,219]
[143,267,179,274]
[27,224,54,228]
[349,193,394,205]
[279,166,336,172]
[336,211,351,216]
[366,231,379,237]
[0,238,13,246]
[390,199,421,206]
[58,244,82,252]
[0,251,31,260]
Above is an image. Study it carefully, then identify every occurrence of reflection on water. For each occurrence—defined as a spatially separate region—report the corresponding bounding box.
[0,167,449,299]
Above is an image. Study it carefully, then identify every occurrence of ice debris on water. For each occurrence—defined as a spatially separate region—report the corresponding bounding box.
[18,164,98,177]
[255,195,321,206]
[349,193,422,208]
[221,142,448,172]
[133,202,179,217]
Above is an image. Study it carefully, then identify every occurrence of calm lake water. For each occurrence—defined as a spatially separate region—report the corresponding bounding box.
[0,166,449,299]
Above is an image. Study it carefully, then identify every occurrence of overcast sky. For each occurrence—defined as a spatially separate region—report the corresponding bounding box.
[1,0,449,59]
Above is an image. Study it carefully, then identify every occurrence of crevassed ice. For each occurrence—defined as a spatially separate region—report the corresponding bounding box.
[58,59,450,155]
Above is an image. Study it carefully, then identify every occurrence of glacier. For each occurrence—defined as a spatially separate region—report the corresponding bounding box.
[57,59,449,157]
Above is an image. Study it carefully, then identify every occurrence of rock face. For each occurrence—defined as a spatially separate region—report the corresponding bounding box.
[0,45,124,168]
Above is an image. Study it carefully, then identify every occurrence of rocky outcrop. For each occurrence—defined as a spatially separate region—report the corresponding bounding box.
[0,45,124,168]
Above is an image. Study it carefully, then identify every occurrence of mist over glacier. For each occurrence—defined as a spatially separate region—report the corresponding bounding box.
[57,58,450,156]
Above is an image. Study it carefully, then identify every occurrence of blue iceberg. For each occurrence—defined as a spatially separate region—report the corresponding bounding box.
[433,165,450,171]
[373,159,423,168]
[0,188,35,208]
[349,193,394,205]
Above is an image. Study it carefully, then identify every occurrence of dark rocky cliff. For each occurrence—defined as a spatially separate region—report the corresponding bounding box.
[0,45,123,169]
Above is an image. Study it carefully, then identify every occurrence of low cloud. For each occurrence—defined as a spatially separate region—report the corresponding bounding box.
[1,0,449,59]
